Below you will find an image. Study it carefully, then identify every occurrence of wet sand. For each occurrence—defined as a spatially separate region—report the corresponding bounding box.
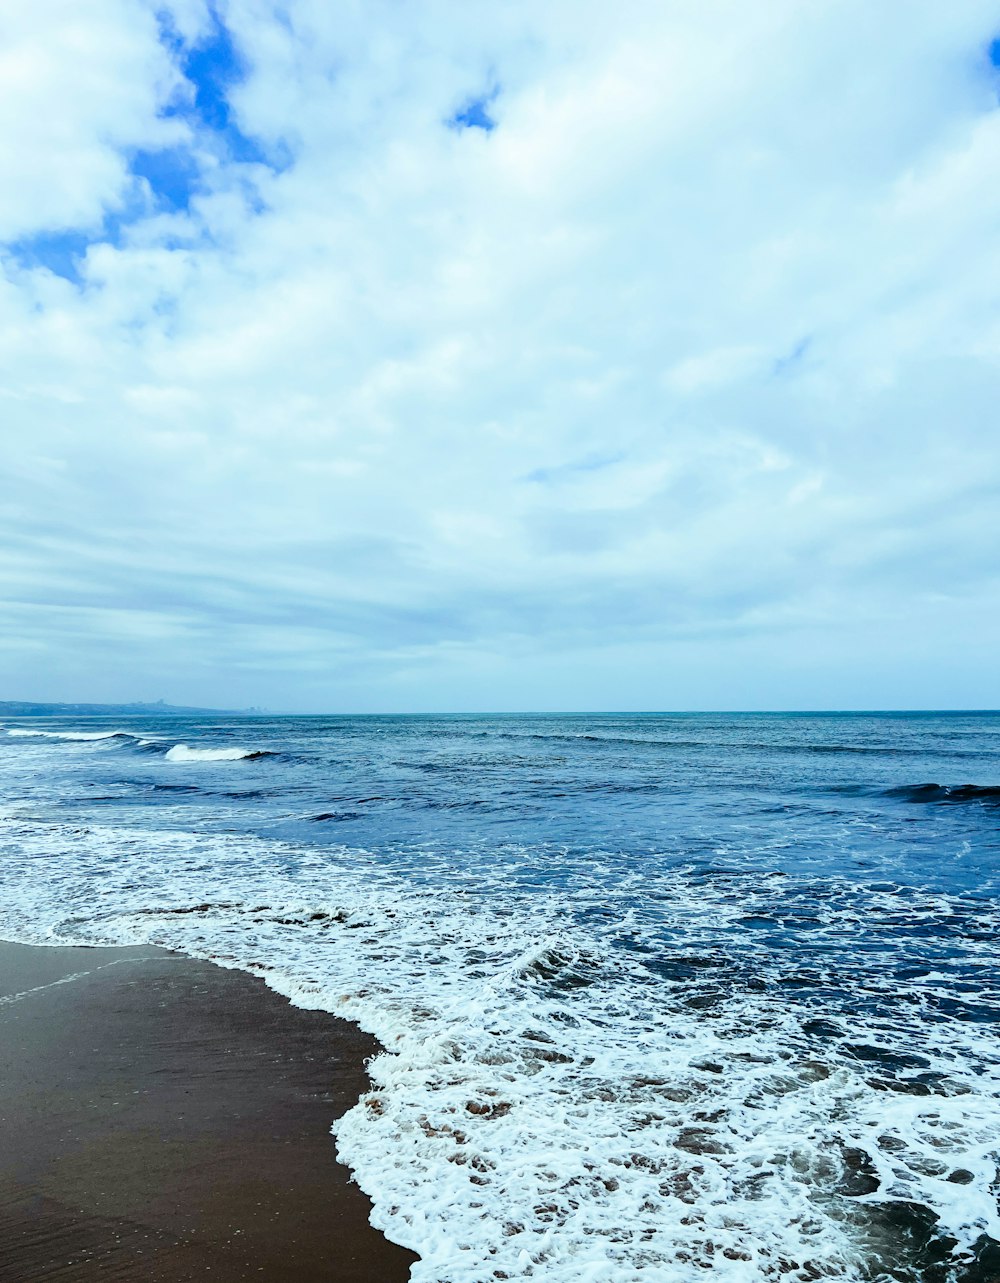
[0,940,418,1282]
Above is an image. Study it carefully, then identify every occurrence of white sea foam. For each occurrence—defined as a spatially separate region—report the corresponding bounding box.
[0,810,996,1282]
[165,744,262,762]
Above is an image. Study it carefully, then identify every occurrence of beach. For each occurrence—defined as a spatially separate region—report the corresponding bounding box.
[0,939,417,1282]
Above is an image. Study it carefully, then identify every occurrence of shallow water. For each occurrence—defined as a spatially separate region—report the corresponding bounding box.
[1,712,998,1281]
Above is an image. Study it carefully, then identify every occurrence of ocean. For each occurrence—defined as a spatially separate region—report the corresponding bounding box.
[0,711,997,1282]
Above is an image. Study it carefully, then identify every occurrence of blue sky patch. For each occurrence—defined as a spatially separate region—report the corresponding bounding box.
[156,6,277,168]
[449,89,499,132]
[179,12,245,134]
[4,180,188,285]
[6,230,93,284]
[4,8,288,288]
[130,146,201,212]
[989,37,1000,68]
[7,207,136,284]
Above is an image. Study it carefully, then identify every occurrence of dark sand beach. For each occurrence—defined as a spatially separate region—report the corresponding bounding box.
[0,940,417,1282]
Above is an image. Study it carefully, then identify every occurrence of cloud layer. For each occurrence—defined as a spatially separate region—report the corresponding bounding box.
[2,0,999,710]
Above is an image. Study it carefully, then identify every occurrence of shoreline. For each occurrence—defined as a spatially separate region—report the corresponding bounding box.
[0,938,418,1282]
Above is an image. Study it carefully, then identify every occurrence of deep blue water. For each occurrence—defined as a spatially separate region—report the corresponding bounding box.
[5,710,999,881]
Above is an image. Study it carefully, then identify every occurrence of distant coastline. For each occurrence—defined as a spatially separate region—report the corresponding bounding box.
[0,699,261,717]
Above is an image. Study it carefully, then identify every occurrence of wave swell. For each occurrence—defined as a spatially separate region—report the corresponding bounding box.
[4,729,135,742]
[886,783,1000,805]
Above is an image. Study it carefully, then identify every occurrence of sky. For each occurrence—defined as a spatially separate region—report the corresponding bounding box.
[1,1,1000,713]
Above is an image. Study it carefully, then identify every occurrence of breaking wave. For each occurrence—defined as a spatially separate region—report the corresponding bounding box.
[164,744,273,763]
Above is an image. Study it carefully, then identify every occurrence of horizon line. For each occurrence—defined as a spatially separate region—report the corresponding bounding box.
[3,701,999,718]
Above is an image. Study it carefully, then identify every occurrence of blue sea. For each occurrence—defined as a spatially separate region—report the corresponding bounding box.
[1,711,998,1282]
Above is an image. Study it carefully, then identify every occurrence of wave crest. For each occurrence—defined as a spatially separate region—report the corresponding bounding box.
[165,744,271,762]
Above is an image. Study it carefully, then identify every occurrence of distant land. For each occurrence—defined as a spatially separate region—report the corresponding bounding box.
[0,699,262,717]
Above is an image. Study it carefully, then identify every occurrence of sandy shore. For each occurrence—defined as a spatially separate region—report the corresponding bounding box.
[0,939,418,1281]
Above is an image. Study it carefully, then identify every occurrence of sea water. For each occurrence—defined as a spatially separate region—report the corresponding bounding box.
[0,712,997,1282]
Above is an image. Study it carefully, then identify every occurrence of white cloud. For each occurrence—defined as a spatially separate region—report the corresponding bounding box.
[0,0,194,239]
[1,0,999,709]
